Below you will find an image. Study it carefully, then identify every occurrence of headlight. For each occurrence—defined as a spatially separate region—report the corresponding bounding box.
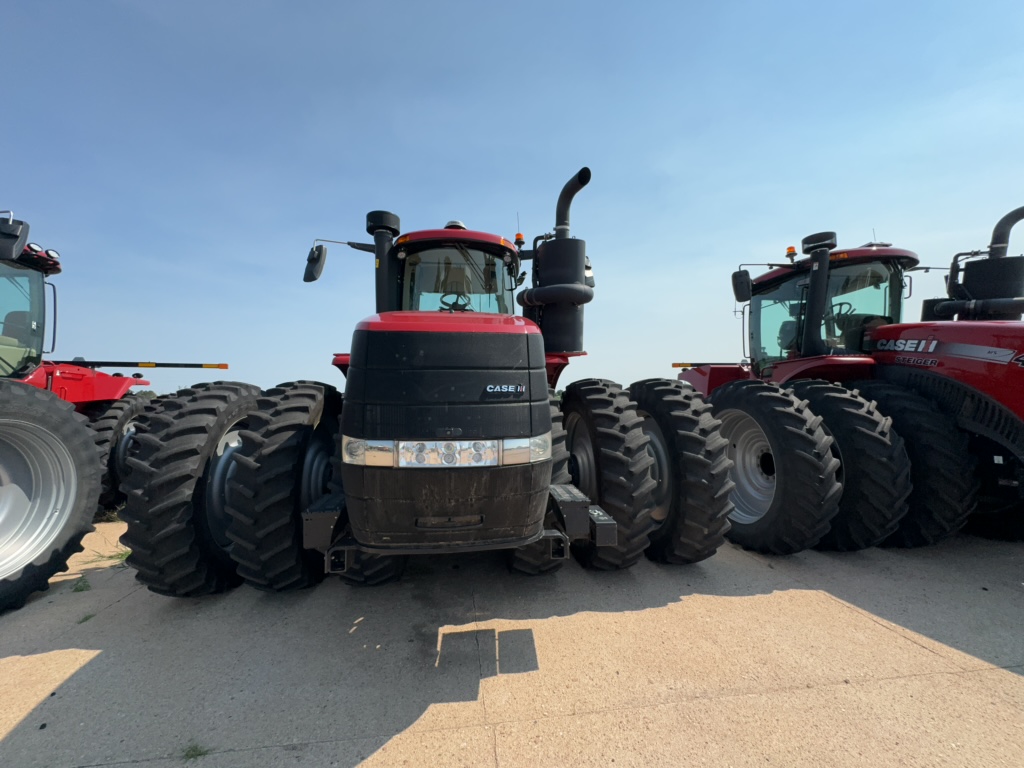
[398,439,499,467]
[341,433,552,467]
[341,436,396,467]
[342,436,365,464]
[529,433,552,462]
[500,434,553,465]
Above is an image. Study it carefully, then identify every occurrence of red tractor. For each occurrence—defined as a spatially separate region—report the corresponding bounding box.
[677,207,1024,554]
[0,211,227,611]
[119,169,734,598]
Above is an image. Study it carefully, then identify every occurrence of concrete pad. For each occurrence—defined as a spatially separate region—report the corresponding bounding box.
[0,650,101,739]
[475,588,966,724]
[493,666,1024,768]
[361,724,496,767]
[750,537,1024,669]
[1,525,1022,768]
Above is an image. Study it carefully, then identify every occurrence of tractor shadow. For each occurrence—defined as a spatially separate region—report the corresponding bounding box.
[0,531,1020,767]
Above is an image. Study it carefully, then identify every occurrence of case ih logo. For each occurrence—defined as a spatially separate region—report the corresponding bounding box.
[486,384,526,393]
[876,339,939,353]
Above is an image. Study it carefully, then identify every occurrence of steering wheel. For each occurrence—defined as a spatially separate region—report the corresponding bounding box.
[824,301,855,323]
[439,292,473,312]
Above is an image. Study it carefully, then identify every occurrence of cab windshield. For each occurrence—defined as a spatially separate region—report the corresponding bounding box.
[401,244,516,314]
[0,261,45,377]
[750,261,903,366]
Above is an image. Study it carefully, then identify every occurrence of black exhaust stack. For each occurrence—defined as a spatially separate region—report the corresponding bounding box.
[988,205,1024,260]
[937,205,1024,321]
[800,231,837,358]
[554,167,592,240]
[517,168,595,354]
[367,210,401,314]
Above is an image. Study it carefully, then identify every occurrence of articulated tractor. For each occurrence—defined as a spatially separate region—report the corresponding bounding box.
[678,207,1024,553]
[120,169,735,598]
[1,211,229,610]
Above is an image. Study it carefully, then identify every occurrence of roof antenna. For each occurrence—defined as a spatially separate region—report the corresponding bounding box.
[872,228,877,242]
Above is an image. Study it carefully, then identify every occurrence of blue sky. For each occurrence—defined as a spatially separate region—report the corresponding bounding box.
[5,1,1024,394]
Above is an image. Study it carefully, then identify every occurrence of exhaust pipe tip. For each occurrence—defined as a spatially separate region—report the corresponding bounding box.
[554,167,592,239]
[988,205,1024,259]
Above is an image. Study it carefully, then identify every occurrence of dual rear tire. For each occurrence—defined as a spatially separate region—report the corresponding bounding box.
[710,380,842,554]
[120,380,404,596]
[511,378,732,574]
[120,382,261,596]
[561,379,657,570]
[226,381,403,589]
[852,380,978,547]
[710,377,978,555]
[629,379,732,564]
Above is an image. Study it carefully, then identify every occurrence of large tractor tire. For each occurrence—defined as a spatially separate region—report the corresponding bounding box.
[789,381,912,551]
[224,382,340,591]
[629,378,733,564]
[1,381,100,611]
[710,380,841,555]
[853,380,978,547]
[82,394,148,513]
[508,391,571,576]
[561,379,656,570]
[120,381,261,597]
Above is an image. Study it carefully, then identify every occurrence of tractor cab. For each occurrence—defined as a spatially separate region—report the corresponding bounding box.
[0,261,46,377]
[735,244,918,376]
[0,213,58,378]
[390,227,522,314]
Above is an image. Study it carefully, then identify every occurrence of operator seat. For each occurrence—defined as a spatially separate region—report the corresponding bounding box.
[2,311,31,345]
[442,265,473,296]
[777,320,798,356]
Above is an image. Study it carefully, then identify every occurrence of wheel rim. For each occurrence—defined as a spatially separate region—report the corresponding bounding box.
[0,420,79,579]
[113,421,138,479]
[205,421,246,550]
[641,415,673,527]
[299,431,335,509]
[718,409,775,525]
[564,410,599,500]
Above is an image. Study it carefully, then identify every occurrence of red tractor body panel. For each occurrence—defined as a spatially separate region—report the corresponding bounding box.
[19,362,147,408]
[332,311,541,375]
[331,311,582,388]
[752,246,920,287]
[353,312,539,335]
[395,228,519,256]
[542,350,584,390]
[870,321,1024,420]
[678,322,1024,424]
[676,359,877,394]
[676,363,751,397]
[768,356,877,386]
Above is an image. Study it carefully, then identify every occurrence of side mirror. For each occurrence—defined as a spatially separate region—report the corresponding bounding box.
[731,269,752,303]
[303,244,327,283]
